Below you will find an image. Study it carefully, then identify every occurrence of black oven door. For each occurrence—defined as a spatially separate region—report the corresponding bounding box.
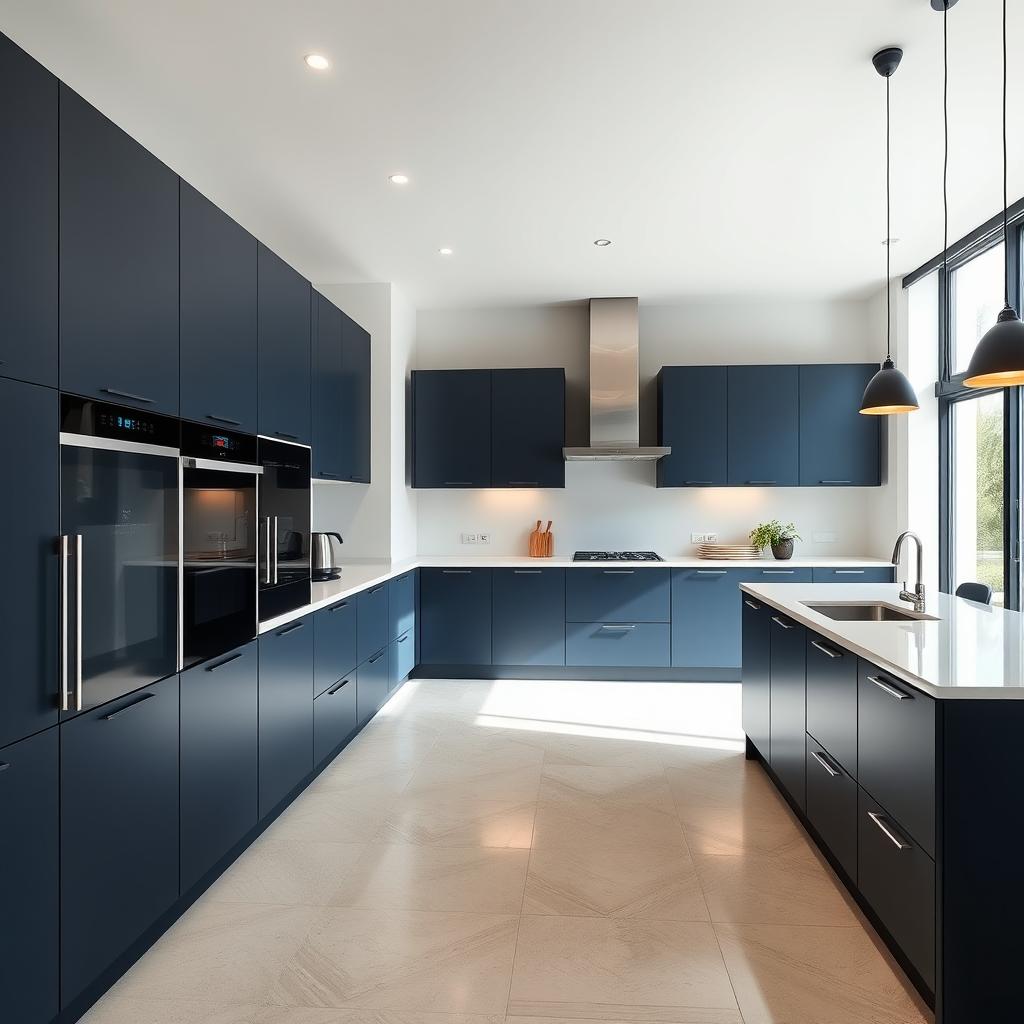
[182,461,259,668]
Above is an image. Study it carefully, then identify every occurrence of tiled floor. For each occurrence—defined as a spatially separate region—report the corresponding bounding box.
[80,679,932,1024]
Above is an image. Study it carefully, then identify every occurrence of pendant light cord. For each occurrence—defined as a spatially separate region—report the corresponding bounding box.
[943,0,950,380]
[1003,0,1010,307]
[886,71,892,360]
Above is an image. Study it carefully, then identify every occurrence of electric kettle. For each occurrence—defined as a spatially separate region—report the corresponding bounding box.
[311,531,344,581]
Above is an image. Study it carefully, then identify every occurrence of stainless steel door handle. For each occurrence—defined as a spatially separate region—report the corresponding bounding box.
[868,675,911,701]
[744,599,761,610]
[810,639,843,659]
[810,750,841,777]
[867,811,912,850]
[59,536,70,712]
[697,570,727,575]
[834,570,865,575]
[73,535,82,712]
[762,570,795,574]
[327,678,349,695]
[602,570,635,574]
[272,517,279,585]
[263,518,272,584]
[770,615,794,629]
[600,624,637,631]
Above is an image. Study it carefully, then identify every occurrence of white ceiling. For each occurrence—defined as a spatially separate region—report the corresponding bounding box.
[1,0,1021,308]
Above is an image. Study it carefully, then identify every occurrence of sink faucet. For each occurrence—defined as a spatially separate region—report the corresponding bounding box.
[891,531,926,613]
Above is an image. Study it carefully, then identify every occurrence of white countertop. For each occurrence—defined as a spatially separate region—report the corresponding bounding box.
[740,581,1024,700]
[257,553,891,634]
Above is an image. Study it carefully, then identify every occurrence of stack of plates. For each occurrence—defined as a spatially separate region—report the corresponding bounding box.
[697,543,761,560]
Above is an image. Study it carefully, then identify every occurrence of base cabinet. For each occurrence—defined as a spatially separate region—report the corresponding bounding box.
[61,677,180,1010]
[0,728,59,1024]
[390,631,415,690]
[357,649,389,725]
[805,734,857,881]
[767,612,806,811]
[314,597,357,697]
[314,676,358,765]
[180,643,258,892]
[741,597,771,756]
[419,568,492,665]
[492,568,565,666]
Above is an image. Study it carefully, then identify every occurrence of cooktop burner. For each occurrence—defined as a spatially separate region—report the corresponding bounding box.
[573,551,664,562]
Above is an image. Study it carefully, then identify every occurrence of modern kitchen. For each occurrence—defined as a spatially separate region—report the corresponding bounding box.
[2,2,1024,1023]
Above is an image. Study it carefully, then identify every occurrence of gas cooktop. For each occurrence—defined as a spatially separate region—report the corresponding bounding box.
[573,551,664,562]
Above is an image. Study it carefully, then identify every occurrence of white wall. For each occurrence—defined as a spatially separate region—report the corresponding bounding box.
[415,298,895,558]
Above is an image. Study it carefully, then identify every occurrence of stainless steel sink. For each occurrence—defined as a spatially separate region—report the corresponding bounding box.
[803,601,939,622]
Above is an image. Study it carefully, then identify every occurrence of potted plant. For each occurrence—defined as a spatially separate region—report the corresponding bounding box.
[750,520,801,561]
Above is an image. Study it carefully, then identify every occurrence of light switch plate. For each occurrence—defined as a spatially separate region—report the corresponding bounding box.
[460,532,478,544]
[478,533,491,545]
[690,532,719,544]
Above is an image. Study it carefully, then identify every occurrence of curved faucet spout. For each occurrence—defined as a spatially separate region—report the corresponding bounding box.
[891,531,926,613]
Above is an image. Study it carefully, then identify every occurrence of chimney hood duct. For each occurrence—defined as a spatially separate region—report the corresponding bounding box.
[563,297,671,461]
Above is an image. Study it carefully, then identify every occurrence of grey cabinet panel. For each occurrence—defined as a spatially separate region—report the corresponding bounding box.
[657,367,728,487]
[492,568,566,666]
[671,568,746,668]
[805,631,857,775]
[0,33,57,388]
[566,568,670,623]
[419,568,492,665]
[491,368,565,488]
[741,596,771,757]
[805,735,857,881]
[566,622,670,668]
[314,597,357,697]
[727,365,799,486]
[768,612,806,810]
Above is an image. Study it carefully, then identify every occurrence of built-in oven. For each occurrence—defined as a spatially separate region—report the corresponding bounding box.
[257,436,311,621]
[59,395,180,716]
[181,422,261,669]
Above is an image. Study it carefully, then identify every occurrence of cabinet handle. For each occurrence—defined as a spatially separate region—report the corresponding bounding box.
[770,615,794,630]
[397,635,409,643]
[207,413,242,426]
[103,692,156,721]
[319,471,343,480]
[696,570,727,575]
[833,570,866,575]
[274,431,299,441]
[206,652,243,672]
[743,599,761,610]
[867,811,912,851]
[263,518,273,585]
[0,761,10,773]
[272,517,280,585]
[368,585,385,595]
[443,481,474,486]
[810,639,843,659]
[276,620,305,637]
[600,624,637,631]
[368,649,386,664]
[747,480,776,485]
[762,570,795,575]
[328,600,349,612]
[602,570,635,574]
[327,678,350,695]
[810,750,841,777]
[514,570,542,574]
[820,480,852,485]
[507,481,539,486]
[868,675,911,701]
[684,480,713,485]
[101,387,153,404]
[442,570,472,574]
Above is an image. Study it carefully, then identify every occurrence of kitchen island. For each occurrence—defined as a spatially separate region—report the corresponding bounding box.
[740,581,1024,1022]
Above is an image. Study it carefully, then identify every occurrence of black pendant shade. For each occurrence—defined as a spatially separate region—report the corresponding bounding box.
[964,305,1024,387]
[860,356,919,415]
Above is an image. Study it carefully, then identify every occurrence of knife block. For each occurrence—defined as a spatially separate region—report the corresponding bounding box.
[528,523,553,557]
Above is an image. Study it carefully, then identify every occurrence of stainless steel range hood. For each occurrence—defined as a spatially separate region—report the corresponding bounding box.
[563,297,671,461]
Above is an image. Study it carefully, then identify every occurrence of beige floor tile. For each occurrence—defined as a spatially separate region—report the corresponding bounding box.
[421,736,547,772]
[79,996,259,1023]
[405,763,542,802]
[270,788,398,844]
[674,796,809,858]
[664,755,778,809]
[509,1015,742,1024]
[715,922,931,1024]
[256,1012,504,1024]
[310,762,415,798]
[204,840,367,906]
[113,902,321,1004]
[508,916,738,1017]
[523,833,708,921]
[332,844,529,913]
[269,908,519,1012]
[375,792,537,848]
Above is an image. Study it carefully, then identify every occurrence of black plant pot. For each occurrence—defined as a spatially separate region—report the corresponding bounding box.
[771,539,794,560]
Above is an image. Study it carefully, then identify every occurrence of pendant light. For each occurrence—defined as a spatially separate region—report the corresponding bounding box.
[964,0,1024,388]
[861,47,919,415]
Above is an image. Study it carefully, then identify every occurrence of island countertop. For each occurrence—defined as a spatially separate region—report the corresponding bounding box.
[740,581,1024,699]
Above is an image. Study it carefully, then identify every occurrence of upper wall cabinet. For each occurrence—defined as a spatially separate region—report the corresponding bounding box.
[340,312,371,483]
[60,86,180,414]
[799,363,881,486]
[727,365,800,486]
[412,368,565,488]
[656,366,727,487]
[180,182,258,433]
[313,291,344,480]
[0,34,57,388]
[257,244,311,445]
[412,370,492,487]
[492,369,565,488]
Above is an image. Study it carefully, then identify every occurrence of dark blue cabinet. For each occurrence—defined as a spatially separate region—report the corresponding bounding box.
[671,568,746,668]
[61,676,179,1010]
[799,364,881,486]
[357,649,389,724]
[389,571,417,641]
[314,675,357,764]
[59,86,179,413]
[805,632,857,775]
[741,596,771,757]
[0,33,57,388]
[179,182,257,433]
[566,621,670,668]
[313,292,345,480]
[257,244,311,445]
[492,569,565,666]
[727,365,799,486]
[491,369,565,487]
[412,370,491,487]
[811,566,893,583]
[390,631,415,690]
[340,312,371,483]
[0,379,58,749]
[768,613,806,810]
[180,643,258,893]
[357,583,389,665]
[0,727,59,1024]
[566,568,670,623]
[419,568,492,665]
[314,596,357,697]
[657,367,728,487]
[258,617,314,818]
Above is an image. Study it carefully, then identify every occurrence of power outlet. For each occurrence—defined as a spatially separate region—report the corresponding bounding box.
[478,533,492,545]
[460,532,478,544]
[691,532,719,544]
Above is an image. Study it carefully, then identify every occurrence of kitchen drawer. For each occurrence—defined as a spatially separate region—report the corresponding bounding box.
[492,568,566,666]
[313,675,357,765]
[566,568,670,622]
[419,568,492,665]
[389,570,416,641]
[805,734,857,882]
[357,583,389,665]
[805,631,857,774]
[357,647,389,725]
[768,611,806,811]
[858,787,935,992]
[390,630,415,690]
[741,596,771,758]
[566,622,670,668]
[314,596,357,697]
[858,660,935,857]
[748,567,813,583]
[811,567,894,583]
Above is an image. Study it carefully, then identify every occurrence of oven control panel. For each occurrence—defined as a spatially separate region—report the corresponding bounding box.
[180,420,257,462]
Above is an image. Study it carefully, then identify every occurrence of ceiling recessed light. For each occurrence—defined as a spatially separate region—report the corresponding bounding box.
[593,238,612,247]
[388,173,410,185]
[438,247,454,256]
[304,54,330,71]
